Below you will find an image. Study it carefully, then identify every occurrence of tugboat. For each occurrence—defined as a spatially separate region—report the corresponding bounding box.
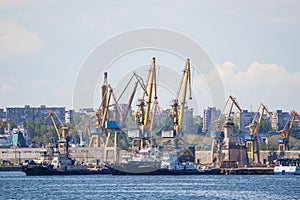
[21,153,110,176]
[21,138,110,176]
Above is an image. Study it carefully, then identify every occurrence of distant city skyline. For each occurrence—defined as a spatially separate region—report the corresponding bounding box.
[1,1,299,113]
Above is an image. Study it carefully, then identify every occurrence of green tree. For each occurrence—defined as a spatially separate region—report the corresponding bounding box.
[26,119,54,147]
[260,118,272,133]
[0,120,17,134]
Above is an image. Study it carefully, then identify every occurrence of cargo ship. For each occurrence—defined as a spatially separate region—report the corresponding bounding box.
[106,149,220,175]
[21,153,110,176]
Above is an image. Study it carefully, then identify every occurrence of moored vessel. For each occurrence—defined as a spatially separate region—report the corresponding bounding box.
[274,158,300,175]
[21,153,110,176]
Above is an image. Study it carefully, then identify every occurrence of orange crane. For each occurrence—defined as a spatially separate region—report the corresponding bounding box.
[95,72,112,132]
[45,110,68,141]
[45,110,69,155]
[278,111,300,151]
[214,95,243,132]
[245,103,271,163]
[89,72,113,148]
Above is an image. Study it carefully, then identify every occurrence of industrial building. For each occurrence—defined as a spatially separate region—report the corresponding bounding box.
[4,105,66,124]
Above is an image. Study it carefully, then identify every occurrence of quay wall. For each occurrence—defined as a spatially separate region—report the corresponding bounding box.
[195,150,300,165]
[0,147,115,165]
[1,147,300,165]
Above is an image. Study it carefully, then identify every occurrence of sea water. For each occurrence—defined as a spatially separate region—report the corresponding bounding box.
[0,171,299,200]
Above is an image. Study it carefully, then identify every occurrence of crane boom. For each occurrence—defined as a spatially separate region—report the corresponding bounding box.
[227,95,242,119]
[168,59,192,137]
[246,103,271,136]
[135,57,157,136]
[278,111,299,151]
[45,110,68,140]
[214,95,242,132]
[144,57,157,128]
[245,103,270,163]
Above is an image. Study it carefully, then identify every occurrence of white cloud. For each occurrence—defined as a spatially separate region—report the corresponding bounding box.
[216,62,300,111]
[0,20,44,60]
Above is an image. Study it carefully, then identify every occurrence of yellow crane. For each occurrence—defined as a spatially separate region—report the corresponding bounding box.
[245,103,271,163]
[135,57,157,137]
[211,95,242,165]
[95,72,112,132]
[89,72,113,148]
[214,95,243,132]
[278,111,300,151]
[167,59,194,159]
[45,110,68,141]
[168,58,192,138]
[45,110,69,155]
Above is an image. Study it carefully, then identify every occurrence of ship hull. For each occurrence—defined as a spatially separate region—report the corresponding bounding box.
[107,163,220,175]
[21,165,110,176]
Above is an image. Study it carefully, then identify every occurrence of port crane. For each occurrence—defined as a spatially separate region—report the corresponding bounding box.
[245,103,271,163]
[45,110,69,155]
[211,95,242,166]
[214,95,243,132]
[278,111,300,151]
[167,59,194,159]
[128,57,159,153]
[117,72,146,127]
[89,72,113,148]
[45,110,68,141]
[135,57,158,138]
[168,59,192,137]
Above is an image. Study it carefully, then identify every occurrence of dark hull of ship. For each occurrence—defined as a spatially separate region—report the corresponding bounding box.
[21,165,111,176]
[107,163,221,175]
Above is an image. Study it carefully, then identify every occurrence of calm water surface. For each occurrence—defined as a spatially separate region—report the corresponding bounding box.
[0,171,299,200]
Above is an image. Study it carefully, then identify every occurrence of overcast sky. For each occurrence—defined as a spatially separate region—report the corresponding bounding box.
[0,0,299,113]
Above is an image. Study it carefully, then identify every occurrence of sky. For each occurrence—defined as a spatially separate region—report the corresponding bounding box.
[0,0,299,114]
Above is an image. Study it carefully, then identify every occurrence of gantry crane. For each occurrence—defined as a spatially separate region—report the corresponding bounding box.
[245,103,271,163]
[278,111,300,151]
[211,95,242,166]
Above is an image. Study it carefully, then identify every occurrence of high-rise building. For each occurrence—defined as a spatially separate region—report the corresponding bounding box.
[183,107,194,133]
[202,107,220,132]
[234,110,253,133]
[65,110,74,124]
[0,109,6,119]
[270,110,290,131]
[6,105,65,124]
